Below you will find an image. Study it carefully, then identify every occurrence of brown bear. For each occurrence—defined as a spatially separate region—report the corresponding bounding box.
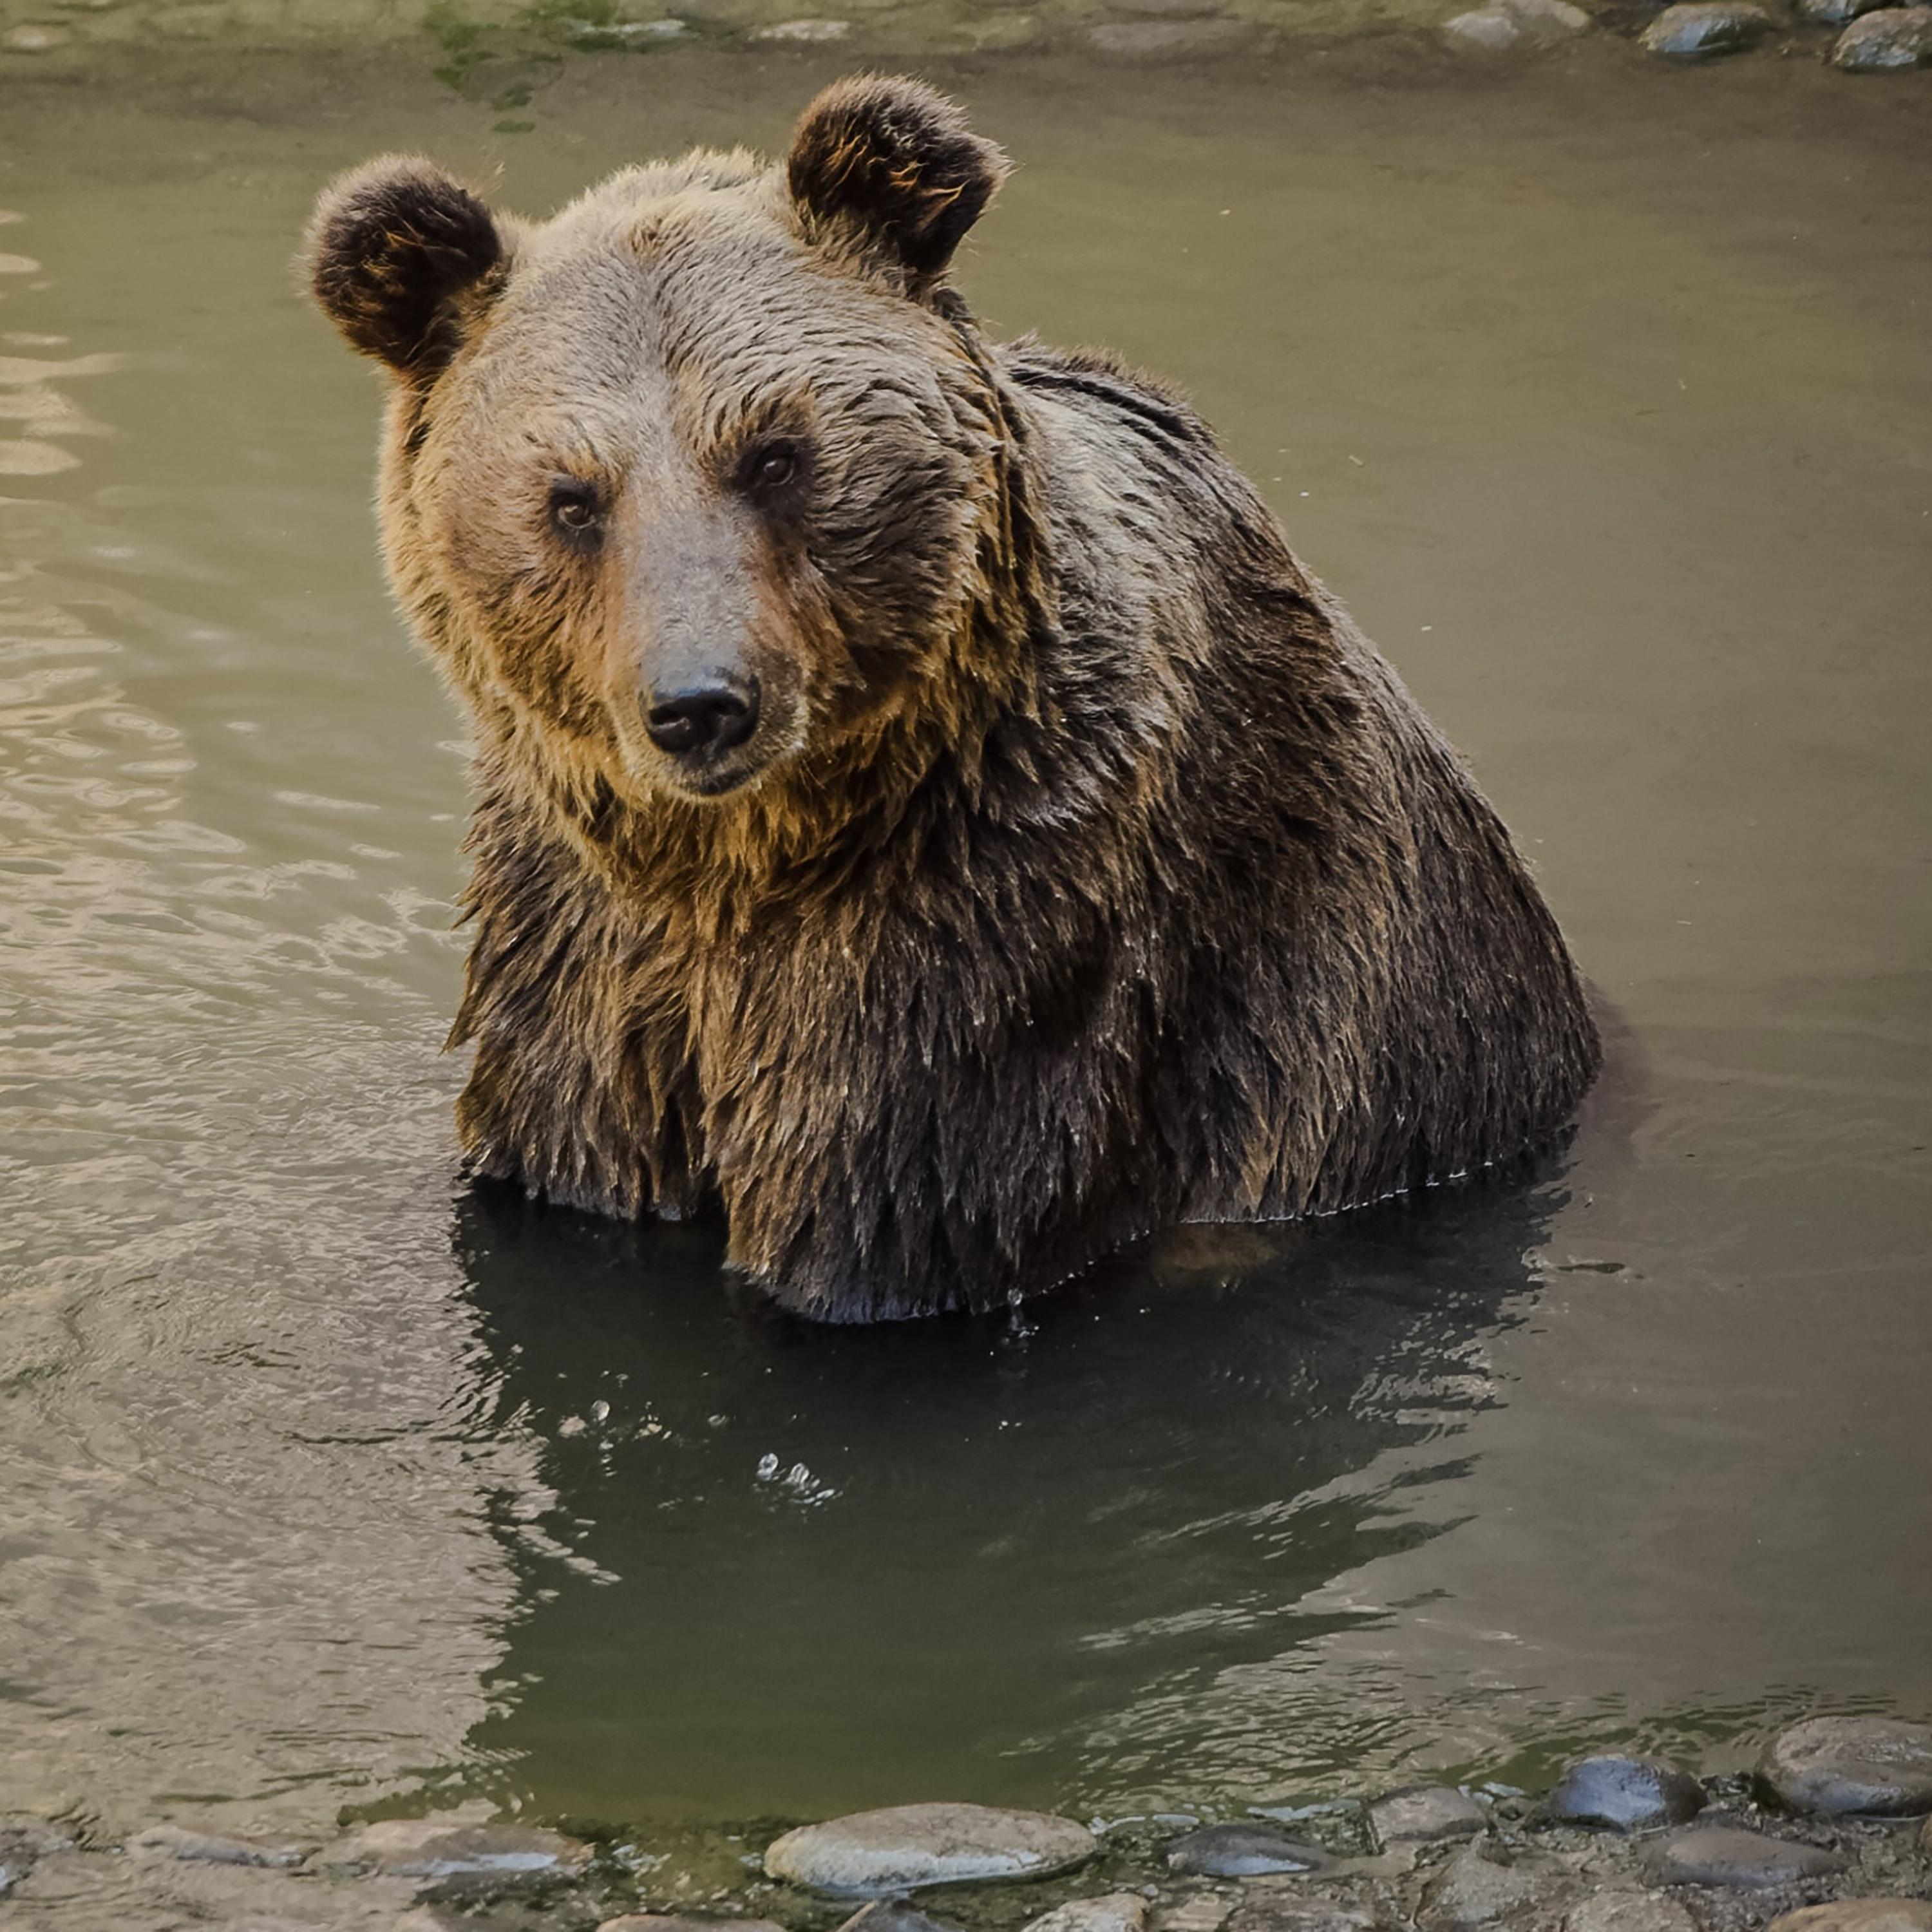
[305,76,1600,1321]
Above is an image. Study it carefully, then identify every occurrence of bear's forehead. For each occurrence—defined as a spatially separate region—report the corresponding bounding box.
[480,183,902,384]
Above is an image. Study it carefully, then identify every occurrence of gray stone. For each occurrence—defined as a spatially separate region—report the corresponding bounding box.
[1640,1827,1847,1888]
[764,1805,1095,1895]
[1025,1895,1151,1932]
[133,1824,313,1868]
[1165,1824,1332,1878]
[1227,1899,1379,1932]
[345,1819,591,1883]
[1565,1895,1699,1932]
[1831,3,1932,55]
[1640,1,1776,52]
[1797,0,1892,26]
[1761,1719,1932,1816]
[1372,1787,1486,1846]
[1443,8,1522,44]
[1083,16,1252,50]
[1544,1757,1707,1833]
[1766,1905,1932,1932]
[1420,1846,1572,1929]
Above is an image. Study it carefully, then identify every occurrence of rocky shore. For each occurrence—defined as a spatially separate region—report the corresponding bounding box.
[1,0,1929,77]
[5,1718,1932,1932]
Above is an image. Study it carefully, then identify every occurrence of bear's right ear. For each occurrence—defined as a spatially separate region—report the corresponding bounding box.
[305,157,506,377]
[786,76,1008,298]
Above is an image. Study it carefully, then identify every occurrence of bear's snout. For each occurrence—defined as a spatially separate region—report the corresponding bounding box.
[645,672,761,761]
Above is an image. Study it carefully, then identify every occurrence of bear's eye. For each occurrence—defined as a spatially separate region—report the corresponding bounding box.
[738,440,806,503]
[547,477,604,542]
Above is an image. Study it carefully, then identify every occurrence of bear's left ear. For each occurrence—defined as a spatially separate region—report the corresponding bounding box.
[786,76,1009,297]
[305,156,507,378]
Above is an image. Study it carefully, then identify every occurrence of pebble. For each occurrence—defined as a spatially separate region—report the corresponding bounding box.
[343,1818,591,1882]
[764,1804,1096,1895]
[1372,1787,1488,1846]
[1640,1826,1847,1888]
[1640,1,1776,52]
[1164,1824,1332,1878]
[750,15,849,34]
[1765,1906,1932,1932]
[1761,1719,1932,1816]
[1023,1895,1151,1932]
[131,1824,313,1868]
[1565,1895,1700,1932]
[1831,1,1932,52]
[1544,1758,1707,1833]
[1421,1846,1572,1929]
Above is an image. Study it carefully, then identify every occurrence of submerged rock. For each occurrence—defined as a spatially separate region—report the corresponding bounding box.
[1640,1826,1846,1888]
[749,15,850,35]
[1023,1895,1151,1932]
[1083,17,1253,53]
[1765,1905,1932,1931]
[1761,1718,1932,1815]
[1372,1787,1488,1845]
[1830,7,1932,59]
[1640,1,1776,53]
[764,1804,1095,1895]
[1165,1823,1331,1877]
[132,1824,312,1868]
[1443,0,1588,46]
[343,1818,590,1883]
[1544,1757,1706,1833]
[1444,10,1525,46]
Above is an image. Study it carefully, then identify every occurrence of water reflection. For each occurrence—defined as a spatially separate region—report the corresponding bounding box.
[453,1174,1564,1824]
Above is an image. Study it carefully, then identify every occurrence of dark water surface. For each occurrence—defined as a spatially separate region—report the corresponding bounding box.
[2,47,1928,1849]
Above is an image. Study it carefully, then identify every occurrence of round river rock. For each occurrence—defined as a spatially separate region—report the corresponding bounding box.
[1765,1906,1932,1932]
[1640,1826,1847,1888]
[1165,1823,1332,1877]
[1640,2,1775,52]
[1761,1718,1932,1816]
[1831,9,1932,64]
[1544,1756,1706,1833]
[765,1804,1096,1895]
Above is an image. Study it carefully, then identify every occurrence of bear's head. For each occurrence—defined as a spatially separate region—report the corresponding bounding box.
[306,79,1021,835]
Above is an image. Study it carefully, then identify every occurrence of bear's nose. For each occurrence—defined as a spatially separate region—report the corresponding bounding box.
[645,674,760,759]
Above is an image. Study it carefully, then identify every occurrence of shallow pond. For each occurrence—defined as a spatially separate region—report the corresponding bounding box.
[1,40,1928,1861]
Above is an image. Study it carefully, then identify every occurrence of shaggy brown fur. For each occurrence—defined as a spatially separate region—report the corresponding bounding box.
[305,77,1600,1321]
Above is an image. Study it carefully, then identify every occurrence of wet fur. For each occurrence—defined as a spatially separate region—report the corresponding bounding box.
[307,79,1600,1321]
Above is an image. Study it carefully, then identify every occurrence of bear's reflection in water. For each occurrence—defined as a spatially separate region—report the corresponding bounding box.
[450,1172,1565,1826]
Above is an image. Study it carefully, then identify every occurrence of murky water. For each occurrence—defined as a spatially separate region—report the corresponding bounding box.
[3,44,1928,1857]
